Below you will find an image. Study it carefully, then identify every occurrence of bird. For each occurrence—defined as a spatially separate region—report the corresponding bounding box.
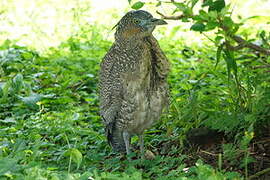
[99,10,170,156]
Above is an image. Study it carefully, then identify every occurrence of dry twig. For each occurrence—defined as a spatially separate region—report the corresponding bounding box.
[156,11,186,20]
[200,150,219,156]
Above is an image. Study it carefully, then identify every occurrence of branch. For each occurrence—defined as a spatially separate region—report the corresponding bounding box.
[156,11,187,20]
[220,25,270,55]
[156,11,270,56]
[231,35,270,55]
[225,40,246,51]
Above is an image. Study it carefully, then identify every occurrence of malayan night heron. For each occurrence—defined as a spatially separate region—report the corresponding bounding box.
[99,10,170,156]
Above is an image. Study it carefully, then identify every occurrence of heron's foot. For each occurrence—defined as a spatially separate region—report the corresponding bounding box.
[139,134,144,159]
[123,131,131,155]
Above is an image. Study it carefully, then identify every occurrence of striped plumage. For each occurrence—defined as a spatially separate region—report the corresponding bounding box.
[99,10,170,155]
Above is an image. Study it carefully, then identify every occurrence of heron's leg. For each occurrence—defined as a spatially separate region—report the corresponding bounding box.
[139,134,144,159]
[123,131,130,155]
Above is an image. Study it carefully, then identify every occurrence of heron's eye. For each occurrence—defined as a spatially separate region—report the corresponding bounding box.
[133,19,140,24]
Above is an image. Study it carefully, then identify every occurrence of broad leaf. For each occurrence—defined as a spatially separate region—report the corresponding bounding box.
[199,10,209,21]
[190,23,206,32]
[209,0,225,12]
[202,0,213,7]
[131,1,144,10]
[173,2,186,11]
[206,21,219,30]
[223,17,235,29]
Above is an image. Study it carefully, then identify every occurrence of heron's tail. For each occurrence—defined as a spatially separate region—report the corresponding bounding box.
[106,123,127,153]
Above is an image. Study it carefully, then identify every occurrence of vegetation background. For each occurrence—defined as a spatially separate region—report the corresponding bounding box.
[0,0,269,179]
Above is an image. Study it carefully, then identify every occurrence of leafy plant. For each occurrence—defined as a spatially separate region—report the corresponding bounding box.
[0,0,269,179]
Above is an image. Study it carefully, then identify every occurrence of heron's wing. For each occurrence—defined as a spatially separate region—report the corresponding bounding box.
[99,44,123,126]
[147,35,170,79]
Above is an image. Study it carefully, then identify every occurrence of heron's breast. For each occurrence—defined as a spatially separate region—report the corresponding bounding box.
[120,42,167,134]
[130,87,166,134]
[123,76,167,134]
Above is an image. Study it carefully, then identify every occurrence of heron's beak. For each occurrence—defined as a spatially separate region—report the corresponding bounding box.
[149,18,167,26]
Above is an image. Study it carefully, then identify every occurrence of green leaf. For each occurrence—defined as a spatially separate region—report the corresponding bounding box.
[128,0,132,4]
[0,88,2,98]
[190,23,206,32]
[215,43,224,68]
[260,30,266,38]
[240,15,261,23]
[199,10,209,20]
[173,2,186,11]
[206,21,219,30]
[202,0,213,7]
[215,36,224,44]
[208,11,218,19]
[173,2,192,15]
[0,157,19,176]
[223,49,237,78]
[156,1,162,7]
[65,148,82,169]
[208,0,225,12]
[219,3,231,16]
[223,17,235,29]
[131,1,144,10]
[181,83,192,90]
[0,81,10,101]
[20,93,42,108]
[11,73,24,93]
[21,52,33,60]
[232,24,240,34]
[191,0,199,9]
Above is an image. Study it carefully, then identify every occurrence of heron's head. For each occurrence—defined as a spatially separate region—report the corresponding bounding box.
[114,10,167,40]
